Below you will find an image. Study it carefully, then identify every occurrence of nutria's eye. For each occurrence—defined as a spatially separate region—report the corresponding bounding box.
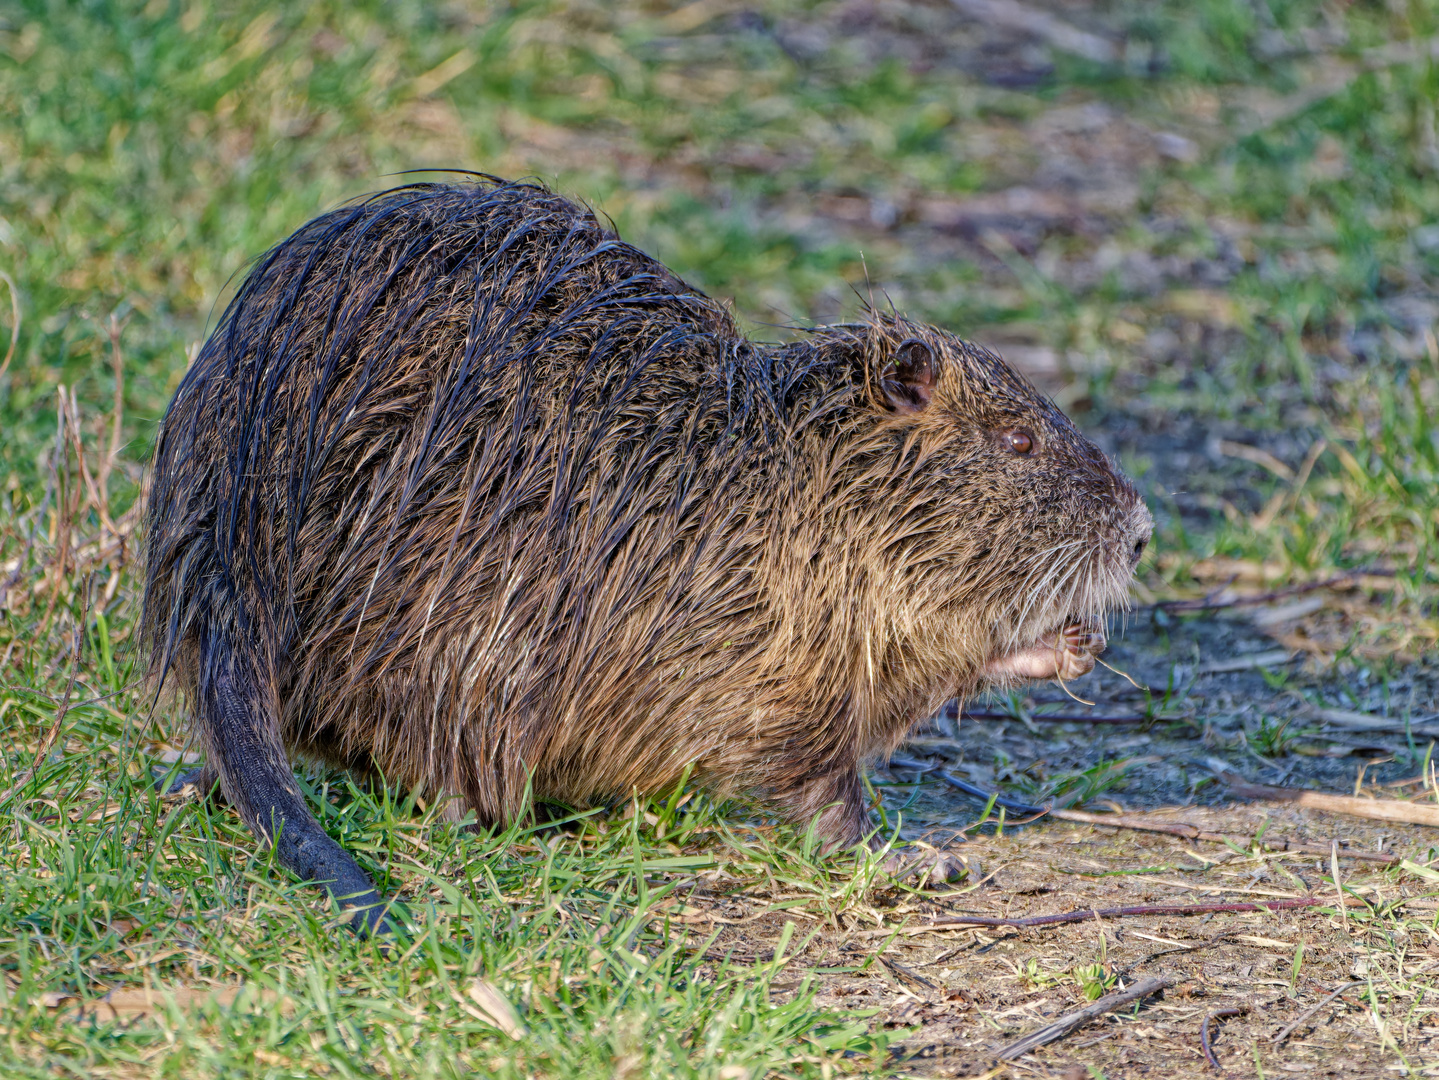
[1004,429,1034,455]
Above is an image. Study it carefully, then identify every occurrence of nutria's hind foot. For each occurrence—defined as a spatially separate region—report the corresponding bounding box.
[781,768,872,846]
[526,801,586,835]
[880,844,979,886]
[778,771,977,885]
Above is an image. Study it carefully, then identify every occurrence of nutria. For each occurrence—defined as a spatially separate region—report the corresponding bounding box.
[142,176,1152,934]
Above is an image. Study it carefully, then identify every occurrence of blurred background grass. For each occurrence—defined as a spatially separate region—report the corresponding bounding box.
[0,1,1437,1075]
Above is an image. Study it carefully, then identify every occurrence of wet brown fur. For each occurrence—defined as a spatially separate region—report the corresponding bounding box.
[142,177,1148,893]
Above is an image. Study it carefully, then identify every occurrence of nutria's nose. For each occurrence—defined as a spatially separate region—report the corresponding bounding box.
[1127,508,1154,568]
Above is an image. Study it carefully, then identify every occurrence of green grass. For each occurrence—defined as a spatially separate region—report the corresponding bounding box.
[1,698,901,1077]
[2,0,1438,1075]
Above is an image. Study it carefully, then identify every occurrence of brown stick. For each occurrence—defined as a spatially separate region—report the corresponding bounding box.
[948,0,1117,63]
[1215,768,1439,828]
[894,757,1402,865]
[995,975,1172,1060]
[67,386,113,537]
[1122,930,1237,977]
[855,898,1326,936]
[1051,807,1401,865]
[1312,706,1439,741]
[959,709,1150,725]
[1239,35,1439,136]
[1270,981,1363,1046]
[1200,1006,1247,1068]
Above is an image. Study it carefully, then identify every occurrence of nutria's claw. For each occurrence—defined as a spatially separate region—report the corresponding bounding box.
[880,845,979,886]
[1063,622,1106,654]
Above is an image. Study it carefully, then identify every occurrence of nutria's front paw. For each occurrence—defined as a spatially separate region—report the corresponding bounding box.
[880,844,979,886]
[985,620,1107,683]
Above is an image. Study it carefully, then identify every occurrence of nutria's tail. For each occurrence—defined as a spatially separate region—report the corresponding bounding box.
[195,621,391,936]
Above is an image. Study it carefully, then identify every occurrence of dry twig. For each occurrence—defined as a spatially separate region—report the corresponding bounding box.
[1052,807,1399,865]
[36,388,83,646]
[1153,569,1393,613]
[995,975,1172,1060]
[888,755,1051,818]
[1270,981,1363,1046]
[1121,930,1237,976]
[854,898,1327,937]
[1313,706,1439,741]
[1239,35,1439,136]
[1213,764,1439,828]
[958,709,1148,726]
[890,756,1402,864]
[1200,1006,1247,1068]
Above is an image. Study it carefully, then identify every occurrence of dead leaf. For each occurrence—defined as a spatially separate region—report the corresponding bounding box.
[464,979,525,1038]
[83,986,241,1021]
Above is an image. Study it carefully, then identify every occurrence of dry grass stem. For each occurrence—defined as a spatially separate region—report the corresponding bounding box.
[0,269,18,380]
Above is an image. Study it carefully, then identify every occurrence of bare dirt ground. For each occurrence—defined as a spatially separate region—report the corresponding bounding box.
[652,622,1438,1078]
[870,633,1437,1076]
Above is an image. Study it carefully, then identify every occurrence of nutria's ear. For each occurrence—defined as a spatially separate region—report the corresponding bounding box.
[880,338,936,414]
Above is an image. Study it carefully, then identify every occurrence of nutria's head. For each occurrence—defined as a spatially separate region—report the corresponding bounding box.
[793,315,1152,700]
